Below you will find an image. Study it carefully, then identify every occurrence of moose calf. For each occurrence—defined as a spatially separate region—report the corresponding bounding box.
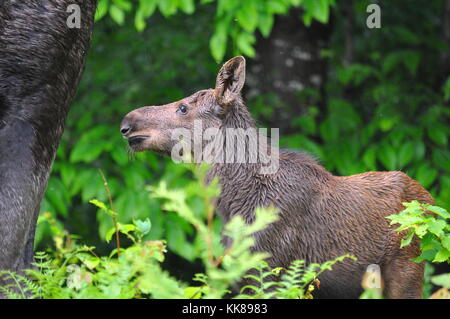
[120,56,434,298]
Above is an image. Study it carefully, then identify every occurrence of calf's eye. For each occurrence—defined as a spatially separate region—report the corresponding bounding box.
[177,104,188,115]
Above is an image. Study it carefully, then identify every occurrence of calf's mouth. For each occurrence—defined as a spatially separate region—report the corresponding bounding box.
[127,134,150,151]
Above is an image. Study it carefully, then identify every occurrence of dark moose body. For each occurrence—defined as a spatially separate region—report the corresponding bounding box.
[0,0,97,281]
[121,56,434,299]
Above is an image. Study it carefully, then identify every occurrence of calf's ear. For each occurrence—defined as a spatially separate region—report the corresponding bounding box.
[214,56,246,107]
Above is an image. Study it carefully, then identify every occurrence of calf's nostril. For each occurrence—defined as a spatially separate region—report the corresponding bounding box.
[120,124,132,136]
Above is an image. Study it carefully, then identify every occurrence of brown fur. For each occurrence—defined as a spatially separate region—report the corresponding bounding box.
[120,57,434,298]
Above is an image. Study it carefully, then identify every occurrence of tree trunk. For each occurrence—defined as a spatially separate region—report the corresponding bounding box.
[246,9,333,134]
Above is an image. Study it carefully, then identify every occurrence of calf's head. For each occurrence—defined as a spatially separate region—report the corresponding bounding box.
[120,56,246,155]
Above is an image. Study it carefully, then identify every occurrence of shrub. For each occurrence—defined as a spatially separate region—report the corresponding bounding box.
[387,200,450,298]
[0,164,353,299]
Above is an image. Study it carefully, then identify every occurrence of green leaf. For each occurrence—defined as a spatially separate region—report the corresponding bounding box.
[433,249,450,263]
[258,11,274,38]
[69,127,110,163]
[442,235,450,251]
[109,4,125,25]
[415,224,429,237]
[444,76,450,101]
[95,0,110,21]
[397,142,415,167]
[415,164,438,188]
[302,12,313,27]
[413,247,437,263]
[400,231,414,248]
[184,286,204,299]
[431,274,450,288]
[105,227,117,243]
[402,51,421,75]
[428,220,447,237]
[179,0,195,14]
[428,126,448,146]
[362,147,377,170]
[296,136,324,159]
[90,199,115,216]
[337,64,375,86]
[78,254,100,270]
[427,205,450,219]
[81,176,104,202]
[378,145,397,170]
[167,222,194,261]
[236,32,256,57]
[414,141,426,161]
[420,233,440,250]
[291,0,304,6]
[68,169,95,196]
[138,0,157,16]
[319,119,338,142]
[60,164,76,188]
[303,0,330,24]
[265,0,288,14]
[158,0,177,17]
[113,0,132,11]
[70,142,105,163]
[89,199,108,211]
[291,113,317,136]
[432,149,450,173]
[382,51,421,76]
[46,178,70,217]
[134,10,146,32]
[134,218,152,235]
[236,0,258,32]
[111,146,129,166]
[118,223,136,235]
[210,25,227,62]
[379,117,398,132]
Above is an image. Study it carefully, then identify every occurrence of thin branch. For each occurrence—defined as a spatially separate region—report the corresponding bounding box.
[99,170,121,257]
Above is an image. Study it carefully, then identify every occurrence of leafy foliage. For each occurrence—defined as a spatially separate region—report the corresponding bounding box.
[2,165,353,299]
[387,200,450,299]
[387,200,450,264]
[95,0,335,62]
[429,273,450,298]
[236,255,356,299]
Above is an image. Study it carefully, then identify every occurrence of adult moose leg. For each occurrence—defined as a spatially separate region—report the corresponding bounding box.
[0,0,97,281]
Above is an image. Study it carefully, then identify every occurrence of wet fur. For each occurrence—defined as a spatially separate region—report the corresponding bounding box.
[122,57,434,299]
[0,0,97,277]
